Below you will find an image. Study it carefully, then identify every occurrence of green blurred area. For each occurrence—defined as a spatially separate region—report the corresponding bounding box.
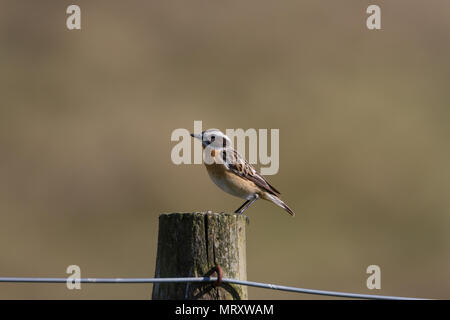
[0,0,449,299]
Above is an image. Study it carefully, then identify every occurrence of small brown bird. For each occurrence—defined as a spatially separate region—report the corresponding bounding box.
[190,129,294,216]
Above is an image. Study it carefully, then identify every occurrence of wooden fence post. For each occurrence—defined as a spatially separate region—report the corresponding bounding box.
[152,212,248,300]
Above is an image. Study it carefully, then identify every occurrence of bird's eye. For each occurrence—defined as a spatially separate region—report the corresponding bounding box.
[211,135,215,142]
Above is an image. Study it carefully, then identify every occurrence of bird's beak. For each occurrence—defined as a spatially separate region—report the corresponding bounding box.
[190,133,202,140]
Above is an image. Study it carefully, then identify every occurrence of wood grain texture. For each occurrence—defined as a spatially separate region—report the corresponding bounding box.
[152,212,248,300]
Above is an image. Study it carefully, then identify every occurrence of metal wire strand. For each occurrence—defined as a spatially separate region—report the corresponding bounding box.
[0,276,426,300]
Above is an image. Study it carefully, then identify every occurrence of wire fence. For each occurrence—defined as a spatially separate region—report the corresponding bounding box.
[0,276,427,300]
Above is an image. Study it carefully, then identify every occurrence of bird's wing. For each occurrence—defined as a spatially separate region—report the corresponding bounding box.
[220,148,281,195]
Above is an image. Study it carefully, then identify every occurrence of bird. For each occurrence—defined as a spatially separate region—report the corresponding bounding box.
[190,129,294,216]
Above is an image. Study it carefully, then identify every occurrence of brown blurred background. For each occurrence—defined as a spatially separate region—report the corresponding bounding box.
[0,0,449,299]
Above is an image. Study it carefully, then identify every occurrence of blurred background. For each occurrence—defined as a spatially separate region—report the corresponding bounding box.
[0,0,449,299]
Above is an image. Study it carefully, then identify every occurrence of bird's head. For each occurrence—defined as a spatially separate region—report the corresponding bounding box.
[190,129,231,149]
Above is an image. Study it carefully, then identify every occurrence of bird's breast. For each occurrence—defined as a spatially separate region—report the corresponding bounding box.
[204,162,259,200]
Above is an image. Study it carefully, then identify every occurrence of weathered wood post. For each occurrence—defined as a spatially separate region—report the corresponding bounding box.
[152,212,248,300]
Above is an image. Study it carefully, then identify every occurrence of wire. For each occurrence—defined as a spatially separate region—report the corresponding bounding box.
[0,276,426,300]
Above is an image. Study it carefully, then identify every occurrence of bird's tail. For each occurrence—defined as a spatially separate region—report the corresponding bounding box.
[265,193,295,216]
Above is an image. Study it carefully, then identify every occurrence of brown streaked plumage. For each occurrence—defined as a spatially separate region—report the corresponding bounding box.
[190,129,295,216]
